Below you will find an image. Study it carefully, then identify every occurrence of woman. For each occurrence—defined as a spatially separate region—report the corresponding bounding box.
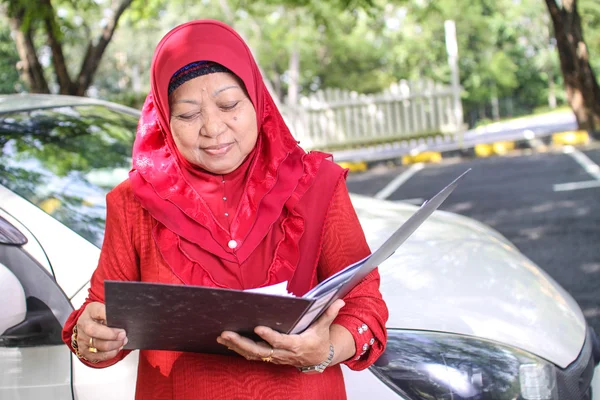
[62,19,388,399]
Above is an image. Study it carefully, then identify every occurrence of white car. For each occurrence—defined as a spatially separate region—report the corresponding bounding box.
[1,94,599,400]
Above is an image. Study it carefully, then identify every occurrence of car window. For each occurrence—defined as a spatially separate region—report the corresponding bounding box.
[0,105,137,247]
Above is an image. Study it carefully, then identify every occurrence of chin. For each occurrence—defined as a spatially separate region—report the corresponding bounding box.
[201,161,238,175]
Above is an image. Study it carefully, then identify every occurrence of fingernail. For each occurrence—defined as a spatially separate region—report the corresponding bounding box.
[119,346,124,352]
[117,331,126,340]
[216,338,222,344]
[123,337,129,346]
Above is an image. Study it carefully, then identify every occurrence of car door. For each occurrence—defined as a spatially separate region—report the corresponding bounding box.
[0,211,73,400]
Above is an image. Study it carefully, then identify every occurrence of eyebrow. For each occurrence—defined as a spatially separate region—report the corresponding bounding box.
[171,85,242,105]
[212,85,241,96]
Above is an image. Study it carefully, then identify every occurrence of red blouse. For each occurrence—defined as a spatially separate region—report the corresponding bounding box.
[61,178,388,400]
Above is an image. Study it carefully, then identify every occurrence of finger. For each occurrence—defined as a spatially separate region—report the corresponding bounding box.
[219,332,271,360]
[79,318,126,342]
[84,348,121,363]
[77,329,127,353]
[254,326,299,352]
[313,299,345,329]
[86,302,108,323]
[216,337,255,360]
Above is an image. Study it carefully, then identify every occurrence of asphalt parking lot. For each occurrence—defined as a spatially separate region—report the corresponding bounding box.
[347,145,600,333]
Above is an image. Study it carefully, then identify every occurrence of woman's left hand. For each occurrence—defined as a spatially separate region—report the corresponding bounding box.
[217,299,345,367]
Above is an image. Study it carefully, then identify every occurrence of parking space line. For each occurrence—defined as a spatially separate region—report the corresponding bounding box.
[374,163,424,200]
[554,181,600,192]
[562,146,600,180]
[553,146,600,192]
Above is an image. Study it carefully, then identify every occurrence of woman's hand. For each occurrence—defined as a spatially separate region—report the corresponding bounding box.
[75,302,127,363]
[217,299,353,367]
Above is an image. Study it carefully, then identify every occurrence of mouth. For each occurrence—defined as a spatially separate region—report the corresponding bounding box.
[202,143,234,156]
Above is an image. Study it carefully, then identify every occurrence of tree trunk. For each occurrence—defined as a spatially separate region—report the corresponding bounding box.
[40,0,73,94]
[8,11,50,93]
[74,0,134,96]
[5,0,133,96]
[491,88,500,121]
[548,75,557,109]
[545,0,600,133]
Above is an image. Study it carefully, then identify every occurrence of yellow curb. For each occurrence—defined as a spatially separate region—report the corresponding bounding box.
[402,152,442,165]
[337,161,368,172]
[474,141,516,157]
[552,130,590,146]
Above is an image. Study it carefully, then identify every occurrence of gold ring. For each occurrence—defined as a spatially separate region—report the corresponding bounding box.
[88,337,98,354]
[261,347,274,362]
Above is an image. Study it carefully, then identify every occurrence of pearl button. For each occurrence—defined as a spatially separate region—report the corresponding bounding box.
[222,180,226,183]
[224,212,229,217]
[228,240,237,249]
[369,338,375,345]
[223,197,227,201]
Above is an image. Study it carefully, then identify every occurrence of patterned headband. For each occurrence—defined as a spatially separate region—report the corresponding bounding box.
[168,61,232,96]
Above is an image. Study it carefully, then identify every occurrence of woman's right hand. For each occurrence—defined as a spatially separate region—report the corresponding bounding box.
[75,301,127,363]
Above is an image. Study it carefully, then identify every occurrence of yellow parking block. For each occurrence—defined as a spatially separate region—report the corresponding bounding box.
[552,130,590,146]
[402,152,442,165]
[475,141,516,158]
[492,141,515,155]
[337,161,368,172]
[474,143,494,158]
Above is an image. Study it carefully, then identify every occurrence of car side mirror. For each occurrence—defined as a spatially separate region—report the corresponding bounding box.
[0,262,27,334]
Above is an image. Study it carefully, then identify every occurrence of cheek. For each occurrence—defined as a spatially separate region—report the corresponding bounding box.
[240,123,258,151]
[231,109,258,149]
[171,124,197,146]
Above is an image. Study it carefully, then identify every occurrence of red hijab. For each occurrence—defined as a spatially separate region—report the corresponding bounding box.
[129,20,332,290]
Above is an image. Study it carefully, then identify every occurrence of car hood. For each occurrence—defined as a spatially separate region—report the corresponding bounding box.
[350,194,586,369]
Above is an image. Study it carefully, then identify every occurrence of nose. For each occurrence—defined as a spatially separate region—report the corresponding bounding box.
[201,107,226,138]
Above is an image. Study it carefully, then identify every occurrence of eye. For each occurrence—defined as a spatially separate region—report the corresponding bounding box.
[175,112,199,121]
[220,101,240,111]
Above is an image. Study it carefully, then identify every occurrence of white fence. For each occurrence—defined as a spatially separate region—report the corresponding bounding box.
[281,80,463,150]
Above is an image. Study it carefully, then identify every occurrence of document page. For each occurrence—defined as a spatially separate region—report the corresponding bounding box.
[244,281,293,297]
[287,169,470,333]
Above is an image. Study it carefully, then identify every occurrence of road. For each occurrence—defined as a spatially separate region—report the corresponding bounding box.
[347,145,600,333]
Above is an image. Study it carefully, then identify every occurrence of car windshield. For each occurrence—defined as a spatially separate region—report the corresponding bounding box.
[0,104,138,247]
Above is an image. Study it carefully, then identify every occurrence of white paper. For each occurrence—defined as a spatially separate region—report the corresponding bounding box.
[244,281,294,297]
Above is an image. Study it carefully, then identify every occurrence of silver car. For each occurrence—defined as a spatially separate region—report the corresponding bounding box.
[1,94,599,399]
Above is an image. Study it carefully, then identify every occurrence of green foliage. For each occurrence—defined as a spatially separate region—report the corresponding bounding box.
[1,0,598,124]
[0,17,21,93]
[580,0,600,73]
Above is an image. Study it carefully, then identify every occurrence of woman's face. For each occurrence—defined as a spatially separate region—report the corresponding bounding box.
[169,72,258,175]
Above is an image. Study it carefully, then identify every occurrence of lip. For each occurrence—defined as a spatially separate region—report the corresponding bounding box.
[202,143,233,156]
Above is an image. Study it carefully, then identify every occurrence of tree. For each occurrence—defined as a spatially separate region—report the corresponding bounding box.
[2,0,134,96]
[545,0,600,133]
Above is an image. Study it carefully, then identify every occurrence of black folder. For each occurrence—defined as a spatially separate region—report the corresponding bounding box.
[105,170,469,355]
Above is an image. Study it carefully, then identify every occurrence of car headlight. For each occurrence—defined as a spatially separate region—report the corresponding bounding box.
[370,330,559,400]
